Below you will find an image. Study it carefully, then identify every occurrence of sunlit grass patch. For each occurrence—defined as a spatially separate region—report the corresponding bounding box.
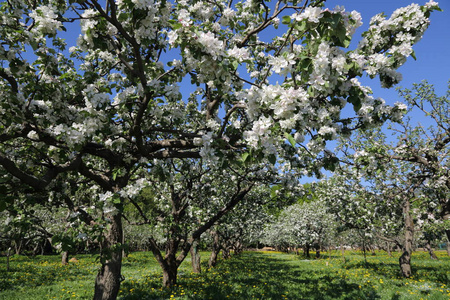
[0,250,449,299]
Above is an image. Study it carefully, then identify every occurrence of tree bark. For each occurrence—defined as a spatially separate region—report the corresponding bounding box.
[399,199,413,278]
[208,231,220,268]
[93,213,123,300]
[6,247,11,272]
[304,244,310,258]
[61,251,69,265]
[190,239,201,273]
[148,236,182,288]
[424,240,438,260]
[447,239,450,257]
[161,255,178,288]
[315,241,320,258]
[14,239,22,255]
[222,247,231,259]
[236,241,244,255]
[444,228,450,257]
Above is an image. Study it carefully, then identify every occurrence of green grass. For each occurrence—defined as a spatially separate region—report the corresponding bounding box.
[0,250,449,299]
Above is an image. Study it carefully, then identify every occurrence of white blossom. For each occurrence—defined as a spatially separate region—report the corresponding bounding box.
[29,5,62,35]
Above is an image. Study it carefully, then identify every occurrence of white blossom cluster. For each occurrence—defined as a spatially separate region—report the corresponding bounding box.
[29,5,62,35]
[358,1,438,87]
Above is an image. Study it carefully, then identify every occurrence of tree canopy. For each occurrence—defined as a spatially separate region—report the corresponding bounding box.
[0,0,441,299]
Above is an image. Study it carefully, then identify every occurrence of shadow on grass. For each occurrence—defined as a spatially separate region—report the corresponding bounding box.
[341,259,450,284]
[0,255,96,292]
[120,252,380,300]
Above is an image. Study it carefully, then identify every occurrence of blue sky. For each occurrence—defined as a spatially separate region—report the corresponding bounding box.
[325,0,450,102]
[58,0,449,102]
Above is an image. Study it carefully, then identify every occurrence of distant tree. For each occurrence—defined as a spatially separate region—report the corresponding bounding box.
[328,81,449,276]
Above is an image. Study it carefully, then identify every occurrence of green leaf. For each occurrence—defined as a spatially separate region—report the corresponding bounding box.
[282,15,291,25]
[112,194,122,204]
[268,154,277,165]
[171,22,182,30]
[270,185,281,198]
[342,37,351,48]
[295,21,307,32]
[284,132,296,147]
[332,13,342,26]
[241,152,250,163]
[307,86,315,97]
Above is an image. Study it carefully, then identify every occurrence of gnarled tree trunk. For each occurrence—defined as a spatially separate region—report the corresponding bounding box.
[148,236,184,288]
[222,247,231,259]
[93,213,123,300]
[161,255,178,288]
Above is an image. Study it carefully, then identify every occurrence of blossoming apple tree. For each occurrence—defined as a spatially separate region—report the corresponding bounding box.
[263,196,335,256]
[124,158,285,287]
[327,81,449,276]
[0,0,440,298]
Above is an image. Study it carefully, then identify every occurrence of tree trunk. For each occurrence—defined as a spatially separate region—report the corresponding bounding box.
[424,241,438,260]
[304,244,310,258]
[6,247,11,272]
[446,232,450,256]
[361,235,367,264]
[122,232,128,258]
[340,242,346,262]
[440,199,450,256]
[208,248,220,268]
[315,242,321,259]
[222,247,231,259]
[14,239,22,255]
[233,241,243,255]
[399,199,413,278]
[161,256,178,288]
[190,239,201,273]
[447,239,450,257]
[93,213,123,300]
[445,229,450,256]
[61,251,69,265]
[387,242,392,257]
[208,231,220,268]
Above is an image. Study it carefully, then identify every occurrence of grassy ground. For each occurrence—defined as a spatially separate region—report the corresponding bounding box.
[0,250,449,299]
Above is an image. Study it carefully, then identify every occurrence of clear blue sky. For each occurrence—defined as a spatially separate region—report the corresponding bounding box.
[325,0,450,101]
